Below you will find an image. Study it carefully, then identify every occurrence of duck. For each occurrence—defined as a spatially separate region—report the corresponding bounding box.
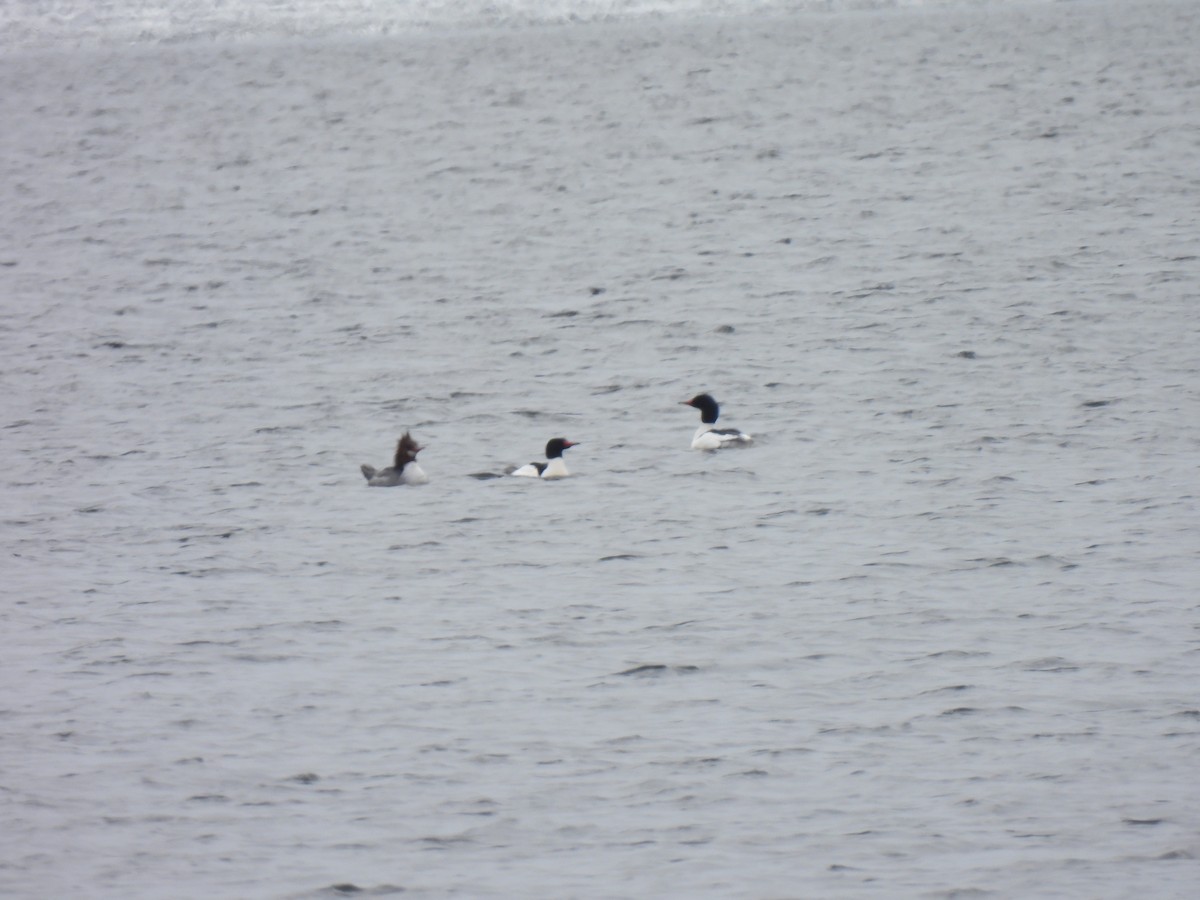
[680,393,752,450]
[510,438,578,479]
[361,432,429,486]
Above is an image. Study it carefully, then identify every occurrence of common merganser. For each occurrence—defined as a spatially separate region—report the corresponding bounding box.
[361,432,429,486]
[681,394,752,450]
[511,438,577,479]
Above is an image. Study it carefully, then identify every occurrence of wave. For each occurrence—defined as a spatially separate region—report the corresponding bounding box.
[4,0,1025,50]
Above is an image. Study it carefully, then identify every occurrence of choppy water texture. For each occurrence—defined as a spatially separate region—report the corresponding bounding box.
[2,1,1199,897]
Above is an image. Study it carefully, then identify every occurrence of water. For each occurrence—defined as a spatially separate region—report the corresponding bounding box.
[5,0,1004,50]
[3,0,1199,896]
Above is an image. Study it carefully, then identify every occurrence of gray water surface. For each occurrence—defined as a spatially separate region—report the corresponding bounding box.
[3,2,1199,897]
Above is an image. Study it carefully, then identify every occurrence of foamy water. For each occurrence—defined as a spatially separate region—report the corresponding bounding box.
[3,0,1199,896]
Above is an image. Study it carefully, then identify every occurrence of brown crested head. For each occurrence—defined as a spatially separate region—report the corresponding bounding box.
[394,431,423,466]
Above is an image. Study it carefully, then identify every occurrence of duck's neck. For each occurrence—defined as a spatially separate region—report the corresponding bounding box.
[401,461,428,484]
[542,457,569,479]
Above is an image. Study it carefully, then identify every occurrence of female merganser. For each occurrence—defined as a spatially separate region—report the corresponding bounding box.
[361,432,429,486]
[681,394,753,450]
[511,438,577,479]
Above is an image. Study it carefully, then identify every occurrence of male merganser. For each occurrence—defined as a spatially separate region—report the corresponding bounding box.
[511,438,577,479]
[681,394,753,450]
[361,432,429,486]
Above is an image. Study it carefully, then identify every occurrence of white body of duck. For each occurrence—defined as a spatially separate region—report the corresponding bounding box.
[511,438,577,479]
[682,394,752,450]
[361,432,429,486]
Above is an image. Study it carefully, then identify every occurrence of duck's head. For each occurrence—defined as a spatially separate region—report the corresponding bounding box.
[545,438,577,459]
[681,393,719,424]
